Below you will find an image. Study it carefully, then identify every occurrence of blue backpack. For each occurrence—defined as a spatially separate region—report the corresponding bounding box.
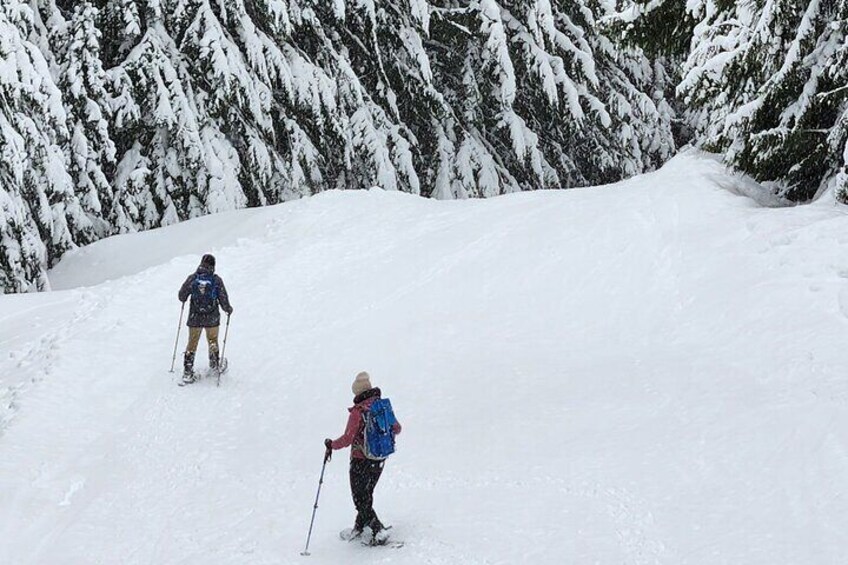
[191,273,219,314]
[362,398,397,460]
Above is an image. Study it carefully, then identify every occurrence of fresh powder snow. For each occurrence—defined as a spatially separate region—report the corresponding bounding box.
[1,152,846,564]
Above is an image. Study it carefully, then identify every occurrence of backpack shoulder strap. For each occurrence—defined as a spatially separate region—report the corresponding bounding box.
[351,404,369,453]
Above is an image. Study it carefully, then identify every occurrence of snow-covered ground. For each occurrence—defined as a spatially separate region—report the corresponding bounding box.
[1,152,847,564]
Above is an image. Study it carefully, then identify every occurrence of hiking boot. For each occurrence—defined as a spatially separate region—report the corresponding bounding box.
[183,351,196,373]
[181,352,197,384]
[209,350,220,370]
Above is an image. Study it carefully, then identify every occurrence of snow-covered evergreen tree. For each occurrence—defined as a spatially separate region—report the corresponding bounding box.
[293,0,434,194]
[427,0,675,195]
[609,0,707,57]
[100,0,219,227]
[678,0,848,202]
[54,1,126,240]
[0,1,78,292]
[98,0,330,226]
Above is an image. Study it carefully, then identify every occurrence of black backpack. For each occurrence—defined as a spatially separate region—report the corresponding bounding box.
[191,273,219,314]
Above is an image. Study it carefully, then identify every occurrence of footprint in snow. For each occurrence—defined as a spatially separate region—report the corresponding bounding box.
[59,479,85,506]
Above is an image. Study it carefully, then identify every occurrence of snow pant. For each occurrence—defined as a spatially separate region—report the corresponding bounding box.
[184,326,220,373]
[350,458,385,533]
[185,326,219,355]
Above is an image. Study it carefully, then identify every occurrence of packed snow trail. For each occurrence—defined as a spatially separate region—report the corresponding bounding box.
[1,153,847,564]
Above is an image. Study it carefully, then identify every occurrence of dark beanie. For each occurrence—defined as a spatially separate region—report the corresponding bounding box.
[201,254,216,268]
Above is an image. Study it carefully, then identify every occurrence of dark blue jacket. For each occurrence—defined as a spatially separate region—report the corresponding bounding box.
[178,265,232,327]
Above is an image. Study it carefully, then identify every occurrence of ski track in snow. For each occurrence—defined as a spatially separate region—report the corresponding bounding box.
[1,153,848,564]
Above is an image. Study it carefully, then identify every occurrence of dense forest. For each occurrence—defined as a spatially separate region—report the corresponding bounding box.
[2,0,846,292]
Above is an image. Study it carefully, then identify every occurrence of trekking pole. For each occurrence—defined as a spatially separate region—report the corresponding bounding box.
[217,313,231,387]
[301,455,329,556]
[169,302,186,373]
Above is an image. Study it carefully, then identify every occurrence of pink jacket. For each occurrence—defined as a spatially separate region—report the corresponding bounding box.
[330,389,402,459]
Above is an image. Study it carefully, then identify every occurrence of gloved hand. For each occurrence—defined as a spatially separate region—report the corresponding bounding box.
[225,306,234,315]
[324,438,333,463]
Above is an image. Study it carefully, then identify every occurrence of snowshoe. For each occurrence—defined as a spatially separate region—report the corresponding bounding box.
[363,532,403,548]
[362,526,401,547]
[370,528,392,546]
[178,371,198,386]
[339,527,363,542]
[213,357,228,386]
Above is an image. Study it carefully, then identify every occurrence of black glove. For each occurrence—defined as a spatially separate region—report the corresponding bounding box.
[324,438,333,463]
[226,306,234,315]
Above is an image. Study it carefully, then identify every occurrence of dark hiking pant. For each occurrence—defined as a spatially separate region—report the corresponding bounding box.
[350,458,385,533]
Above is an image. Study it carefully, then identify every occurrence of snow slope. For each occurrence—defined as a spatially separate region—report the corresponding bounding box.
[1,152,847,564]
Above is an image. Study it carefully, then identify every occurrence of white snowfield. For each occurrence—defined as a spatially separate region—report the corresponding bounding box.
[1,152,847,564]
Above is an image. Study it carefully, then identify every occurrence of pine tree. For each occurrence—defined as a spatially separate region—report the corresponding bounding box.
[431,0,675,193]
[295,0,432,195]
[0,1,78,291]
[54,1,126,241]
[104,1,206,227]
[609,0,707,58]
[99,0,329,224]
[679,0,848,202]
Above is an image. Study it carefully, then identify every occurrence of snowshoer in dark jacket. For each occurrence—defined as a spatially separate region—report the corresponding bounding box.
[178,254,232,383]
[325,372,402,544]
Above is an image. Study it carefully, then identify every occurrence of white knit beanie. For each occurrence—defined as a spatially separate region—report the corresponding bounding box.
[351,371,372,396]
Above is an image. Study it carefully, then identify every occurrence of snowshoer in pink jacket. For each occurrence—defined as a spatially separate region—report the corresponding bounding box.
[325,372,401,543]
